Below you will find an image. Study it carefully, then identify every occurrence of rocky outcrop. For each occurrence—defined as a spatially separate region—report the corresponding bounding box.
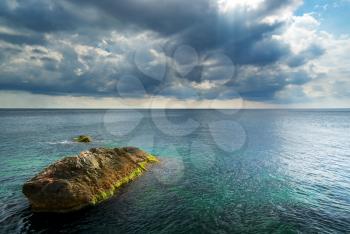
[22,147,159,213]
[73,135,92,143]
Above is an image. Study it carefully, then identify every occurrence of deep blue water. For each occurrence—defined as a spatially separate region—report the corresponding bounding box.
[0,109,349,233]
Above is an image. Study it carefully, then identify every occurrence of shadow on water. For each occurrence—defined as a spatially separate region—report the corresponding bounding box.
[21,192,132,233]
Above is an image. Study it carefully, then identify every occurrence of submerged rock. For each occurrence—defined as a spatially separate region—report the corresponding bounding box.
[22,147,159,213]
[73,135,92,143]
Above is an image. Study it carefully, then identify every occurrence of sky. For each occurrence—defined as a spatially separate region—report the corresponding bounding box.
[0,0,349,108]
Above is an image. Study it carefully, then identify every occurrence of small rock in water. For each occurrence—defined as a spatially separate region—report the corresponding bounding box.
[22,147,159,213]
[73,135,92,143]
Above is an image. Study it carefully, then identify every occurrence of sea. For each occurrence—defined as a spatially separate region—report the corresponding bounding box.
[0,109,349,233]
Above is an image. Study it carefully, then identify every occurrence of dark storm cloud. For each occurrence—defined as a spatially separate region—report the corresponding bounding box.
[71,0,295,65]
[70,0,294,36]
[0,1,78,32]
[225,68,312,101]
[71,0,215,35]
[0,0,325,102]
[0,32,45,45]
[0,0,121,36]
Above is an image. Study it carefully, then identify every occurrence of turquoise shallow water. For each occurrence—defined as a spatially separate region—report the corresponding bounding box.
[0,109,349,233]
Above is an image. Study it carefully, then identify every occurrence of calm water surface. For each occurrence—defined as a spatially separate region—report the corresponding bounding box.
[0,109,349,233]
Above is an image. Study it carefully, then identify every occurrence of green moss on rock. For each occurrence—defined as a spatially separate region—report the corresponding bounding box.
[92,166,144,205]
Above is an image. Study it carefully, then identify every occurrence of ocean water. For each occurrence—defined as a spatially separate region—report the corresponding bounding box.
[0,109,349,233]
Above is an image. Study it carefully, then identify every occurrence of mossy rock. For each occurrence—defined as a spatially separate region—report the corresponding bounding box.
[22,147,159,213]
[74,135,92,143]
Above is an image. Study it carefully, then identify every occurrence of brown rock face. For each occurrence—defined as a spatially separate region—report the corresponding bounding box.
[22,147,159,213]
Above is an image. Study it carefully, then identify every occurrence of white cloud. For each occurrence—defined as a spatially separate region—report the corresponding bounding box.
[217,0,264,13]
[273,12,350,104]
[276,13,321,53]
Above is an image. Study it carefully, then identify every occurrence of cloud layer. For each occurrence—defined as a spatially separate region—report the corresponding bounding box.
[0,0,349,106]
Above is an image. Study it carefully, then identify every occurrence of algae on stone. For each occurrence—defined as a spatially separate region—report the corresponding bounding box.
[22,147,159,213]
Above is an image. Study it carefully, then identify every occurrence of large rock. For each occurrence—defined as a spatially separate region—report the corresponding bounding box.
[22,147,159,213]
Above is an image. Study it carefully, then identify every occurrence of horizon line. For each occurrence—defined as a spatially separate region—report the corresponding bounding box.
[1,107,350,110]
